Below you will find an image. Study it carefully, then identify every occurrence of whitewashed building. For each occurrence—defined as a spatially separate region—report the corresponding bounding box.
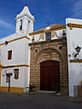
[66,18,82,96]
[0,5,34,93]
[0,5,82,96]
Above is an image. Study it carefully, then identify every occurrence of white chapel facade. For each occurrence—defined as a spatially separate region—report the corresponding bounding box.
[0,5,82,96]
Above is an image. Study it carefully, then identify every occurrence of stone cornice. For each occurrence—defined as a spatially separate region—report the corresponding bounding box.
[29,37,66,46]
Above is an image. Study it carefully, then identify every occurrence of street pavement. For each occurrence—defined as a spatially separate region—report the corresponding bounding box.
[0,92,82,109]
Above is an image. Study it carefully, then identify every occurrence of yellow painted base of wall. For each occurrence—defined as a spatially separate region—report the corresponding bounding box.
[0,86,24,93]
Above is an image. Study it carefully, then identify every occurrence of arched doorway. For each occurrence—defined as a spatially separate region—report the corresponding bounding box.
[40,60,60,91]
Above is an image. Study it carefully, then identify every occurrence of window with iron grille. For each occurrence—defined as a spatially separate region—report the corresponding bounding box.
[8,50,12,60]
[14,69,19,79]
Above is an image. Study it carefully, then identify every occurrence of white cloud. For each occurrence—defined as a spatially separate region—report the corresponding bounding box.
[0,19,14,30]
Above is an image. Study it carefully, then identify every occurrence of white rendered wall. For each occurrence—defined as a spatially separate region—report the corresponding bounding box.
[66,18,82,96]
[0,38,28,65]
[1,67,29,88]
[0,34,30,90]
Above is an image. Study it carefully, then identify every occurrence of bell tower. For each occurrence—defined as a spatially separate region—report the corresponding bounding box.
[16,5,34,35]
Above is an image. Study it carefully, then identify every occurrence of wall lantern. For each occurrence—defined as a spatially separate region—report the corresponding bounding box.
[5,41,8,45]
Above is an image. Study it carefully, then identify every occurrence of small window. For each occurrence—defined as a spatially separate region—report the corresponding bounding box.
[8,50,12,60]
[46,32,51,41]
[14,69,19,79]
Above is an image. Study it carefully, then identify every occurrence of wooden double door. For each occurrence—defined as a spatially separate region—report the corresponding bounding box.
[40,61,60,91]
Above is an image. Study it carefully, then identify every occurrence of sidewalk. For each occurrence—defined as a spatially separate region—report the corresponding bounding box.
[52,96,82,103]
[0,92,82,103]
[0,92,82,109]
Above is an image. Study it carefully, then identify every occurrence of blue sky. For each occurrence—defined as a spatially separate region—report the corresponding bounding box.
[0,0,82,38]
